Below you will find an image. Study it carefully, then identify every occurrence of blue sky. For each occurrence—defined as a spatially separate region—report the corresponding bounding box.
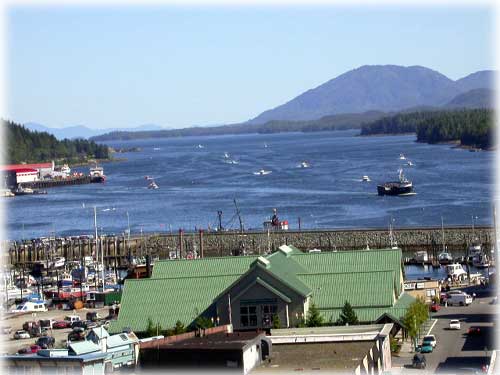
[6,5,494,129]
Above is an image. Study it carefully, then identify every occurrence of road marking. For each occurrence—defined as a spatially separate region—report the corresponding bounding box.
[425,319,438,336]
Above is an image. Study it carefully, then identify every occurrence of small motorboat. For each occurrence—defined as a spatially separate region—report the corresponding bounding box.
[414,251,429,264]
[407,160,414,166]
[197,144,204,149]
[153,147,161,151]
[144,176,154,180]
[361,175,371,182]
[254,169,272,176]
[298,161,310,168]
[438,252,453,264]
[399,153,406,160]
[148,181,159,189]
[224,152,230,159]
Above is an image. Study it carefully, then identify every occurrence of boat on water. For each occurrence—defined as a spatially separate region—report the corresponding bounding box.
[254,169,272,176]
[399,153,406,160]
[414,251,429,264]
[472,252,490,268]
[377,168,414,196]
[361,175,371,182]
[13,186,47,196]
[298,161,310,168]
[224,152,230,159]
[52,257,65,268]
[446,263,467,280]
[438,252,453,264]
[407,160,414,166]
[1,188,15,197]
[89,165,106,183]
[148,180,159,189]
[197,144,204,149]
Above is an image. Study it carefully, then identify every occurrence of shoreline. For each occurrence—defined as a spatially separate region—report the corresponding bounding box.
[68,157,127,168]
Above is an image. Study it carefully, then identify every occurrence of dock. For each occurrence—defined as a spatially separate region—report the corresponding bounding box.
[23,176,92,189]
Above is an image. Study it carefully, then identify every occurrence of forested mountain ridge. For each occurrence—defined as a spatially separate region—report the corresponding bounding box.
[2,119,110,164]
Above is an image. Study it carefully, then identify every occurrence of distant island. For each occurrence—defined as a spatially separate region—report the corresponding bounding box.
[2,119,111,164]
[360,109,494,150]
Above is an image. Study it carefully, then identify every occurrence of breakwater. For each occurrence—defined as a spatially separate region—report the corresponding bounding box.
[2,226,494,268]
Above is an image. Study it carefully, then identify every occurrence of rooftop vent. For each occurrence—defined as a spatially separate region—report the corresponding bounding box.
[256,256,270,268]
[279,245,292,256]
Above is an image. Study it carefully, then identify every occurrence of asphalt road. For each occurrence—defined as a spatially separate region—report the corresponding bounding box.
[393,285,497,374]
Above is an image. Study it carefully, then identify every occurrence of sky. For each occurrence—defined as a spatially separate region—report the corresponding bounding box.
[5,4,495,129]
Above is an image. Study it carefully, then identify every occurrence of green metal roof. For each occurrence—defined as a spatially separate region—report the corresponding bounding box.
[114,247,407,333]
[109,274,240,334]
[151,255,259,279]
[298,271,395,309]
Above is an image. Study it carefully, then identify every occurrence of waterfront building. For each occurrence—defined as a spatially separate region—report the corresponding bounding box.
[110,245,415,334]
[403,279,441,303]
[1,162,54,187]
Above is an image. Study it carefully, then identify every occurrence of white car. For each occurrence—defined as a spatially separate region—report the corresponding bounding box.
[13,330,30,339]
[449,319,461,330]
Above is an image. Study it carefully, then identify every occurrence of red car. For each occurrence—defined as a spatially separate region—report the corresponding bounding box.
[430,304,441,312]
[467,327,482,335]
[53,320,71,329]
[18,345,41,355]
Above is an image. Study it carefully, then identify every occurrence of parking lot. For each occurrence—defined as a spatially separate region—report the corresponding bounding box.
[392,285,496,374]
[1,306,112,354]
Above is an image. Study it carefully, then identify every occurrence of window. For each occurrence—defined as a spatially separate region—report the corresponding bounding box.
[261,305,278,327]
[240,305,257,327]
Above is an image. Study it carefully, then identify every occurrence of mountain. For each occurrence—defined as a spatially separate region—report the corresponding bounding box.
[248,65,495,124]
[444,88,495,109]
[23,122,168,140]
[455,70,496,92]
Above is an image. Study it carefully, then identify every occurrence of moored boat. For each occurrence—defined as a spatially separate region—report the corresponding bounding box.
[438,252,453,264]
[89,165,106,183]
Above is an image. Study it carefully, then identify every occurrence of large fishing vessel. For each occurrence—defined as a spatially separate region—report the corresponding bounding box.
[377,168,414,196]
[89,165,106,183]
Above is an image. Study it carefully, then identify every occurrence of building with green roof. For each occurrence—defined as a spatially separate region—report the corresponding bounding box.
[110,245,414,334]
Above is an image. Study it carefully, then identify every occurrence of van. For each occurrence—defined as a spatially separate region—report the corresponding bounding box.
[447,293,473,306]
[11,301,47,313]
[64,315,81,324]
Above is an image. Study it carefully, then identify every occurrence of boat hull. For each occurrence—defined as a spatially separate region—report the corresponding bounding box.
[377,183,413,196]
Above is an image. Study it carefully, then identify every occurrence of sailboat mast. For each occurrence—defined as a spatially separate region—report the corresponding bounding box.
[233,199,244,233]
[441,216,445,252]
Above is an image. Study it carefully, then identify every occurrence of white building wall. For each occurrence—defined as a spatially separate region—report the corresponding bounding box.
[242,343,260,375]
[16,172,38,183]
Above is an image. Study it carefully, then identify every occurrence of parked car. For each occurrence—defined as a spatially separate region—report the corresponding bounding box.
[67,330,85,342]
[53,320,71,329]
[64,315,81,324]
[418,343,434,353]
[86,321,98,329]
[430,303,440,312]
[422,335,437,348]
[36,336,55,349]
[449,319,461,330]
[447,293,473,306]
[412,353,426,369]
[18,345,41,355]
[71,321,88,330]
[86,312,99,322]
[467,327,482,336]
[39,319,56,329]
[14,330,31,339]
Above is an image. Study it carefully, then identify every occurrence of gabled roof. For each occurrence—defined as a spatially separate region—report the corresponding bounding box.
[107,332,138,348]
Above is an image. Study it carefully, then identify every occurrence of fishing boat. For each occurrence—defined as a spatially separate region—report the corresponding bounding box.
[377,168,414,196]
[89,165,106,183]
[414,251,429,264]
[472,252,490,268]
[438,252,453,264]
[446,263,467,280]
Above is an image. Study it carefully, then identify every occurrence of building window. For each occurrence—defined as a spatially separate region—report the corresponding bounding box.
[261,304,277,327]
[240,305,257,327]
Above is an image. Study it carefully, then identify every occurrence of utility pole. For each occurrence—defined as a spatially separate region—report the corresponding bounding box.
[217,211,223,232]
[233,199,244,233]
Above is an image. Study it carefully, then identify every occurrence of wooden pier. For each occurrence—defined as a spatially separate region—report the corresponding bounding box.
[23,176,92,189]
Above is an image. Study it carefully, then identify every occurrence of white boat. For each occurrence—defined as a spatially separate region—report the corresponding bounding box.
[298,161,310,168]
[406,161,414,166]
[1,188,15,197]
[197,144,204,149]
[399,153,406,160]
[224,152,230,159]
[89,165,106,183]
[148,181,159,189]
[414,251,429,263]
[446,263,467,279]
[438,252,453,264]
[11,300,47,313]
[53,257,65,268]
[254,169,272,176]
[153,147,161,151]
[60,164,71,175]
[361,175,371,182]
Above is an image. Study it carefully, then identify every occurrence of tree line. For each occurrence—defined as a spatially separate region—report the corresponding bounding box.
[2,119,110,164]
[360,109,494,149]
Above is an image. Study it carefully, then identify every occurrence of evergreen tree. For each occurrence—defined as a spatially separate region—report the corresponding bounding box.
[173,320,186,334]
[145,317,156,337]
[194,316,214,329]
[306,303,324,327]
[337,301,359,326]
[272,314,282,329]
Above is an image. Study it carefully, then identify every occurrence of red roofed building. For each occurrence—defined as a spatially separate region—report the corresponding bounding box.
[0,161,54,186]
